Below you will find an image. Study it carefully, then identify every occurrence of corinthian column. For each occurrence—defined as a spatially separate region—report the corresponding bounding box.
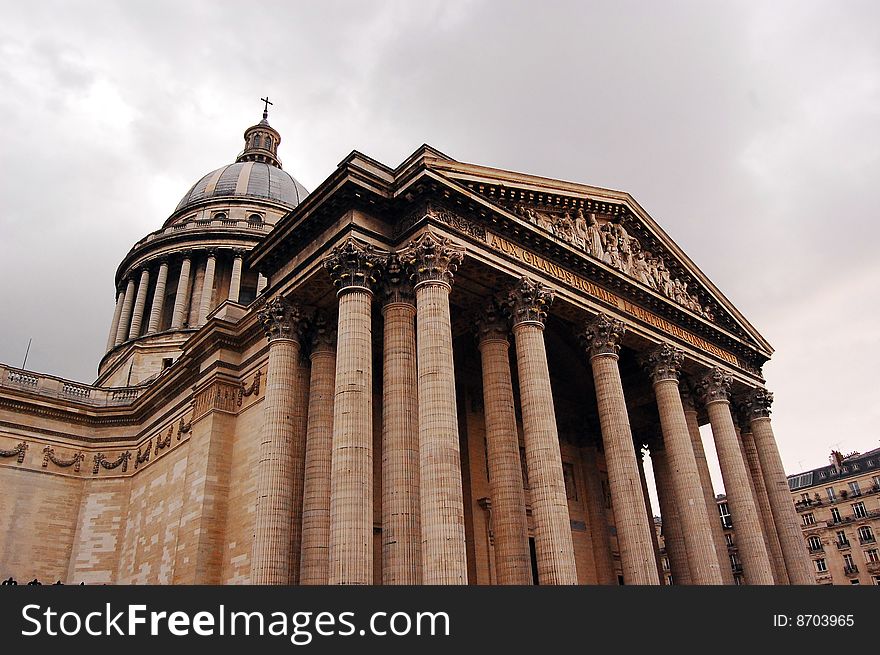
[229,250,244,303]
[128,267,151,339]
[115,277,137,345]
[581,314,658,585]
[650,442,691,584]
[681,387,735,584]
[642,345,722,584]
[580,445,616,584]
[299,312,336,585]
[106,287,125,351]
[251,296,304,584]
[506,277,577,585]
[170,253,193,330]
[147,258,169,334]
[697,368,773,584]
[325,238,380,585]
[197,251,217,326]
[401,232,468,585]
[476,300,531,585]
[379,254,422,585]
[746,389,814,585]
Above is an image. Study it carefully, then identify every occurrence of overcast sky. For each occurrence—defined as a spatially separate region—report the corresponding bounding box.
[1,0,878,504]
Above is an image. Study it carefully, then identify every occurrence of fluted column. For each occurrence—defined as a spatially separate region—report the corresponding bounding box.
[636,447,664,578]
[581,314,659,585]
[147,259,169,334]
[642,345,723,584]
[697,368,773,584]
[476,301,531,585]
[106,288,125,351]
[401,232,468,585]
[746,389,814,585]
[299,313,336,585]
[128,267,151,340]
[681,387,735,584]
[229,250,244,303]
[736,417,788,584]
[114,277,137,345]
[325,238,380,585]
[580,445,616,584]
[257,274,268,295]
[170,254,193,330]
[251,296,304,584]
[650,442,691,584]
[505,277,577,585]
[379,254,422,585]
[197,251,217,326]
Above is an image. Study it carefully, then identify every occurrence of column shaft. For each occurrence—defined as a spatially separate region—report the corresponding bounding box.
[706,400,774,584]
[328,289,374,585]
[299,345,336,585]
[478,334,531,585]
[128,268,151,340]
[229,254,243,303]
[251,337,301,583]
[382,301,422,584]
[651,446,691,584]
[115,278,137,345]
[751,415,814,584]
[170,257,192,329]
[106,289,125,351]
[197,254,217,325]
[590,355,659,584]
[580,446,616,584]
[636,450,664,578]
[257,274,268,295]
[416,282,468,584]
[653,377,723,584]
[147,261,169,334]
[684,405,735,584]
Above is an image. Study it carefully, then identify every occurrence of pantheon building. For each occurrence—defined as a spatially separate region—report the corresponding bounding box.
[0,108,813,585]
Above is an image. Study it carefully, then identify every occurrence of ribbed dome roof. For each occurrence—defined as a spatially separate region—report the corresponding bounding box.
[174,161,308,213]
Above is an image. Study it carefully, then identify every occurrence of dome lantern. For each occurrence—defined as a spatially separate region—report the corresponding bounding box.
[236,97,282,168]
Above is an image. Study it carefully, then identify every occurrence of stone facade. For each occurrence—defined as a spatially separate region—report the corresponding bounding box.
[0,110,810,585]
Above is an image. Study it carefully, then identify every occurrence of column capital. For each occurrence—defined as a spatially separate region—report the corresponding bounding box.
[696,367,733,405]
[204,248,217,259]
[231,247,247,258]
[506,276,553,328]
[746,387,774,419]
[641,343,684,384]
[324,237,381,295]
[580,313,626,358]
[378,253,415,306]
[309,309,337,354]
[475,299,510,343]
[258,296,302,343]
[732,400,753,433]
[400,231,464,289]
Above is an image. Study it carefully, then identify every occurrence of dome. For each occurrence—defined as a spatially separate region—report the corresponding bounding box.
[173,161,308,213]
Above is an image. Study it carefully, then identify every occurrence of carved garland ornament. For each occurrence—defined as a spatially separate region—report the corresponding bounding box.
[238,369,263,406]
[42,446,84,472]
[155,426,173,454]
[134,439,152,470]
[581,313,626,358]
[92,451,131,475]
[0,441,27,463]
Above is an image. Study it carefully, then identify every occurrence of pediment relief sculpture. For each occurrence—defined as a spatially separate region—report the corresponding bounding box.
[511,203,714,322]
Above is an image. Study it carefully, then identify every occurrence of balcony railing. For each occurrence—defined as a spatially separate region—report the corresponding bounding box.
[807,545,824,554]
[0,363,147,407]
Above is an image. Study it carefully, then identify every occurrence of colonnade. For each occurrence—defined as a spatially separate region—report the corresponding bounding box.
[250,231,811,585]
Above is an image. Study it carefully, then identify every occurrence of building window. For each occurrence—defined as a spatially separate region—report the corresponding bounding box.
[248,213,264,226]
[807,536,822,552]
[815,559,827,572]
[836,530,849,546]
[826,487,836,501]
[719,502,732,529]
[161,358,173,370]
[213,211,227,221]
[729,554,741,572]
[562,462,578,501]
[850,579,861,585]
[849,481,862,496]
[802,513,815,526]
[853,463,860,471]
[865,549,879,563]
[843,553,856,570]
[873,575,880,586]
[818,471,826,479]
[859,526,875,544]
[873,475,880,490]
[853,502,867,519]
[831,508,842,523]
[662,557,670,571]
[725,534,734,547]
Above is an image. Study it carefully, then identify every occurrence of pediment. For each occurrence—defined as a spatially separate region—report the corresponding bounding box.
[420,159,772,360]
